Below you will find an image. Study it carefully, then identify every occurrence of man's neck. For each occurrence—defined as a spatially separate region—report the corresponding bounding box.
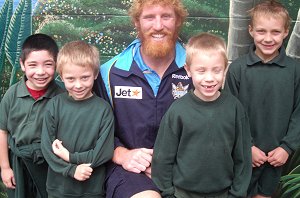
[140,48,175,78]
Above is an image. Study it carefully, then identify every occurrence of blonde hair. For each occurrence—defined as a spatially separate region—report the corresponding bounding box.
[248,0,291,30]
[57,41,100,76]
[128,0,188,29]
[185,32,228,67]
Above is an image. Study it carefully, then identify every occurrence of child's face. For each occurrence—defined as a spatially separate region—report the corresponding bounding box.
[185,51,226,101]
[249,14,289,62]
[20,50,56,90]
[61,64,97,100]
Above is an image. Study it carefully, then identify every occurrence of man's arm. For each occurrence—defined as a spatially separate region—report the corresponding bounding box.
[113,146,153,174]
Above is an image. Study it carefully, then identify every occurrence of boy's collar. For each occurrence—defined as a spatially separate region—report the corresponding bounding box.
[247,44,287,67]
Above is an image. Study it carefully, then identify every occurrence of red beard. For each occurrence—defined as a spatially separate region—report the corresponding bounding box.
[140,30,177,58]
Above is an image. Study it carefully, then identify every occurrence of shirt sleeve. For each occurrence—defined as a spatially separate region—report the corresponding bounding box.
[152,111,179,197]
[224,62,241,97]
[228,109,252,198]
[41,101,77,178]
[280,63,300,154]
[0,88,12,130]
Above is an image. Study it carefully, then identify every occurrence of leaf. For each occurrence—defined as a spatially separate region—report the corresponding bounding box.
[0,0,13,63]
[290,165,300,175]
[5,0,32,86]
[282,176,300,189]
[282,183,300,196]
[0,0,13,99]
[281,174,300,181]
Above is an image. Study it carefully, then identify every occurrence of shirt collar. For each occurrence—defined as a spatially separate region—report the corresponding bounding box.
[16,76,59,99]
[246,44,287,67]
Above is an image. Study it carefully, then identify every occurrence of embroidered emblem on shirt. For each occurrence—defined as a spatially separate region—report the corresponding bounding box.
[172,82,189,99]
[114,86,142,99]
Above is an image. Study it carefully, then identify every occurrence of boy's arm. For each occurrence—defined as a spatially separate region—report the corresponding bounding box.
[279,64,300,155]
[228,113,252,198]
[52,139,70,162]
[68,106,114,168]
[224,62,240,97]
[0,130,15,189]
[41,103,77,178]
[152,113,178,197]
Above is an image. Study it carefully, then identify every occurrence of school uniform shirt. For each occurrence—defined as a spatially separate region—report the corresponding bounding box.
[152,90,252,198]
[225,45,300,154]
[0,76,63,198]
[0,76,63,145]
[41,93,114,198]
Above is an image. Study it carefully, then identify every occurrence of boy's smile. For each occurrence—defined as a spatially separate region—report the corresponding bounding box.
[61,64,97,101]
[20,50,56,90]
[185,50,225,102]
[249,15,289,63]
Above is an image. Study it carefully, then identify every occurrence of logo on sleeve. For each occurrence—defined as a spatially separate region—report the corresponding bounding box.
[172,82,189,99]
[114,86,142,99]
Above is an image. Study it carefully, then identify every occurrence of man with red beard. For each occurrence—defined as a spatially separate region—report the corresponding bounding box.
[94,0,192,197]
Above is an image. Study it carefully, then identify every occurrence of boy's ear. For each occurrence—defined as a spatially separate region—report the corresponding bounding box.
[283,29,289,39]
[184,63,191,78]
[94,71,99,80]
[19,58,25,72]
[59,75,64,82]
[248,25,254,37]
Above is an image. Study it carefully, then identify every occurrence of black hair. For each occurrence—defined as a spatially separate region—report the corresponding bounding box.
[20,33,58,63]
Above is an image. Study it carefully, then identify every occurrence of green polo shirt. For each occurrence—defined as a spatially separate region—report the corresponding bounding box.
[0,76,63,146]
[225,46,300,154]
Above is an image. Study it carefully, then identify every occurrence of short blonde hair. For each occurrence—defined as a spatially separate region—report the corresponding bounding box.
[57,41,100,76]
[248,0,291,30]
[185,32,228,67]
[129,0,188,29]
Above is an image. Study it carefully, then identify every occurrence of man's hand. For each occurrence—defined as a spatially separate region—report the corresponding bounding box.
[144,166,152,178]
[252,146,268,167]
[74,164,93,181]
[114,147,153,174]
[268,147,289,167]
[1,167,16,189]
[52,139,70,162]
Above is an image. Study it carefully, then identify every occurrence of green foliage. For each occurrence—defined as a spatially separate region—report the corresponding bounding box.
[0,0,13,100]
[184,0,229,17]
[281,165,300,197]
[33,0,230,63]
[5,0,32,86]
[278,149,300,198]
[0,181,8,198]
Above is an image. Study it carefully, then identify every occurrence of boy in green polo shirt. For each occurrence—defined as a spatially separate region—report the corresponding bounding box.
[225,1,300,197]
[0,33,63,198]
[41,41,114,198]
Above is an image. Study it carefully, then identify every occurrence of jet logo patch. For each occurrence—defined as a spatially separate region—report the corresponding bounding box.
[114,86,142,99]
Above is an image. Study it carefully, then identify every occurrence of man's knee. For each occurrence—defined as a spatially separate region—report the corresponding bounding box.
[131,190,161,198]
